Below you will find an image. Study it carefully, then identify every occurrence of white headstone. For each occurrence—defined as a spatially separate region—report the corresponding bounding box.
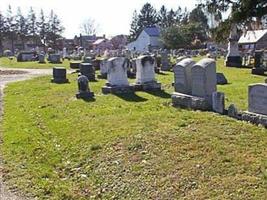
[100,59,108,75]
[173,58,195,94]
[191,58,217,104]
[107,57,129,86]
[248,83,267,115]
[136,55,156,84]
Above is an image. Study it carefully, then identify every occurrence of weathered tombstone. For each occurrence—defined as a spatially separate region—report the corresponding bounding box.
[248,84,267,115]
[39,54,45,63]
[251,50,265,75]
[102,57,134,94]
[76,75,94,99]
[51,67,68,83]
[161,52,171,71]
[83,57,92,63]
[191,58,217,105]
[70,61,81,69]
[49,54,61,64]
[212,92,225,114]
[134,55,161,91]
[216,73,228,85]
[98,59,108,78]
[228,104,239,118]
[17,51,35,62]
[80,63,95,81]
[225,23,242,67]
[173,58,195,94]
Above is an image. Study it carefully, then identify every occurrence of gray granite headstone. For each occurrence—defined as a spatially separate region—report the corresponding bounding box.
[51,67,68,83]
[80,63,95,81]
[49,54,61,63]
[216,73,228,85]
[76,75,94,99]
[39,54,45,63]
[161,52,170,71]
[173,58,195,94]
[248,83,267,115]
[191,58,217,105]
[212,92,225,114]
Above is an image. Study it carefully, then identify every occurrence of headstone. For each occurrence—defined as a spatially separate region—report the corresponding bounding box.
[83,57,92,63]
[248,84,267,115]
[225,23,242,67]
[134,55,161,91]
[228,104,239,118]
[39,54,45,63]
[161,52,170,71]
[80,63,95,81]
[76,75,94,99]
[17,52,35,62]
[102,57,134,94]
[98,59,108,78]
[70,61,81,69]
[251,50,265,75]
[51,67,68,83]
[49,54,61,64]
[173,58,195,94]
[191,58,217,105]
[212,92,225,114]
[216,73,228,85]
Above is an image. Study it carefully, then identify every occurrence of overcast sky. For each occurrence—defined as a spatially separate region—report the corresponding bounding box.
[1,0,198,38]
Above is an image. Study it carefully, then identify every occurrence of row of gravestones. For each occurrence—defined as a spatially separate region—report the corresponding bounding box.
[172,58,267,127]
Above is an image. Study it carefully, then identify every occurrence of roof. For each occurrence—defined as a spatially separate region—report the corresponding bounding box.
[93,39,106,45]
[238,29,267,44]
[144,26,160,37]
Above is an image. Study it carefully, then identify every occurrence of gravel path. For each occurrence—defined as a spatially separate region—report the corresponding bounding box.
[0,68,53,200]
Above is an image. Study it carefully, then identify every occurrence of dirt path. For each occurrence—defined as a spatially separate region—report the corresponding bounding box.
[0,68,53,200]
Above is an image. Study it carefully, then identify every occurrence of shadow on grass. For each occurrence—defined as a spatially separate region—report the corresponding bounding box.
[81,97,96,102]
[114,93,147,102]
[157,72,169,75]
[146,90,171,99]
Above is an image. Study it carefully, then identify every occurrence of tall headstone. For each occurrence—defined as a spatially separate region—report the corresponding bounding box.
[102,57,134,94]
[191,58,217,105]
[173,58,195,94]
[161,51,170,71]
[225,23,242,67]
[99,59,108,78]
[134,55,161,91]
[76,75,94,99]
[248,84,267,115]
[39,54,45,63]
[80,63,95,81]
[212,92,225,114]
[51,67,68,83]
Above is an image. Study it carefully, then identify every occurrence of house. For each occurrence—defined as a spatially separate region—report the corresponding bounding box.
[93,38,113,51]
[74,34,105,50]
[127,26,163,52]
[238,29,267,51]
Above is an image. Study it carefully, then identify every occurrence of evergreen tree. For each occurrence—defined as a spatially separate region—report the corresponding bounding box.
[189,6,209,30]
[27,7,38,44]
[166,9,176,27]
[158,5,168,28]
[129,10,140,42]
[0,11,6,54]
[137,3,158,29]
[37,9,48,50]
[47,10,64,49]
[15,7,28,49]
[5,5,16,53]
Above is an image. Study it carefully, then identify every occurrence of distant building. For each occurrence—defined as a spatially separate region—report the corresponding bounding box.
[93,38,113,51]
[110,35,128,50]
[127,26,163,52]
[74,34,105,50]
[238,29,267,51]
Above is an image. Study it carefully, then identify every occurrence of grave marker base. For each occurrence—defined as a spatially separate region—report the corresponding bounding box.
[102,84,135,94]
[134,81,161,91]
[172,92,211,111]
[76,91,94,99]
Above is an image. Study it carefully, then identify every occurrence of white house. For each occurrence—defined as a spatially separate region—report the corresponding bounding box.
[127,26,163,52]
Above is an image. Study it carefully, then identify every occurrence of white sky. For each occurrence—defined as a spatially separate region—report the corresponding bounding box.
[0,0,197,38]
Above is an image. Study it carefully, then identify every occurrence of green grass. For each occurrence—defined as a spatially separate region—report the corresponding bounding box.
[0,57,71,69]
[1,58,267,199]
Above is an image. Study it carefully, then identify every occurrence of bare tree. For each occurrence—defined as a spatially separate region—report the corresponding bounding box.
[80,18,99,35]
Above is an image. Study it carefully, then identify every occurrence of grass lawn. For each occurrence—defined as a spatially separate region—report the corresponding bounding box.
[0,57,71,69]
[1,58,267,199]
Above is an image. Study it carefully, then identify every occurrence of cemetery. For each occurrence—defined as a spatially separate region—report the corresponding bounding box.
[0,0,267,199]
